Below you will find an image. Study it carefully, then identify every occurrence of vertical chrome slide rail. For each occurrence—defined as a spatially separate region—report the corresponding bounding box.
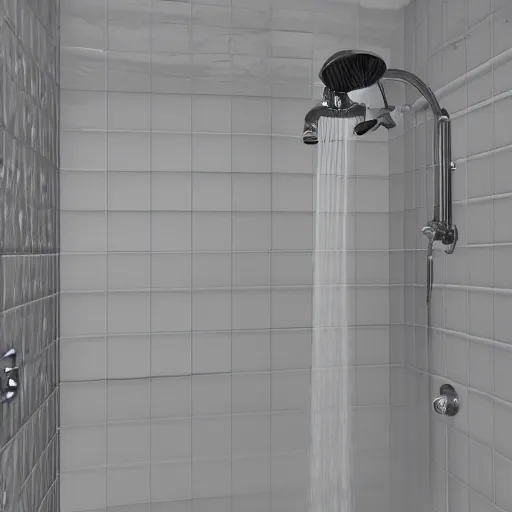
[383,70,458,303]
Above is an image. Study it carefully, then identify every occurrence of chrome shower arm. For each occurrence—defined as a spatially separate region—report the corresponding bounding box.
[377,82,391,111]
[304,95,355,124]
[382,69,443,118]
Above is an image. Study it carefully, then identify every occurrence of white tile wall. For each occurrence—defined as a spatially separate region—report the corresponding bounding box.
[393,2,512,512]
[58,0,349,509]
[60,0,410,509]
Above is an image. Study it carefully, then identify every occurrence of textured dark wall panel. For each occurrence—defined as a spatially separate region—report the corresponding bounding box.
[0,0,59,510]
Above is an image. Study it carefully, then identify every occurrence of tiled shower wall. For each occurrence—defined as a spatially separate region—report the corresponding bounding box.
[393,1,512,512]
[0,0,60,511]
[59,0,404,510]
[59,1,317,510]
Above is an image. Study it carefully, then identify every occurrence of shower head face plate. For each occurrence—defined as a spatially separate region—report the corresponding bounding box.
[319,50,387,93]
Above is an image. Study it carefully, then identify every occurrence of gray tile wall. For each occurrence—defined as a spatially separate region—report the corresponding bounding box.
[392,1,512,512]
[58,1,403,510]
[0,0,60,511]
[59,0,318,509]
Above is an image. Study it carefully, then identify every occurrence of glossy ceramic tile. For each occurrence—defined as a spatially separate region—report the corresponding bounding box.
[59,0,402,502]
[56,0,512,510]
[0,1,60,511]
[396,1,512,512]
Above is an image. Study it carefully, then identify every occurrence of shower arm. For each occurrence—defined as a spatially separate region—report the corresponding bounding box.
[377,81,391,111]
[382,69,458,255]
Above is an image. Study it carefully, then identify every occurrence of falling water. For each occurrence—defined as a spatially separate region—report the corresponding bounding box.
[308,117,357,512]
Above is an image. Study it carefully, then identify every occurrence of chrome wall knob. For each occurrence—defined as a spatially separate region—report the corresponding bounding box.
[433,384,459,417]
[1,348,20,405]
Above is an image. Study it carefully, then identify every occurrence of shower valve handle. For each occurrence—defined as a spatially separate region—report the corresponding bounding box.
[1,349,19,405]
[433,384,459,417]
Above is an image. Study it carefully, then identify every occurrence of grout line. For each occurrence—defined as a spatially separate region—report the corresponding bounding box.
[60,326,317,340]
[268,44,273,502]
[188,0,194,501]
[61,127,309,138]
[490,15,498,474]
[148,0,154,506]
[104,0,109,505]
[229,0,234,498]
[490,3,499,498]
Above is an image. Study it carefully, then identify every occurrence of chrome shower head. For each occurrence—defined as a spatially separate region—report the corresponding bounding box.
[353,108,396,136]
[302,50,388,144]
[301,88,366,145]
[319,50,387,93]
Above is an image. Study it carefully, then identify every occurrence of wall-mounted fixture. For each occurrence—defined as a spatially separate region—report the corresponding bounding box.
[303,50,458,303]
[353,82,396,135]
[1,348,19,404]
[302,87,366,144]
[432,384,459,417]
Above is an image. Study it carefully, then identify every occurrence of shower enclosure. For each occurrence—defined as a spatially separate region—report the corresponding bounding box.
[1,0,510,511]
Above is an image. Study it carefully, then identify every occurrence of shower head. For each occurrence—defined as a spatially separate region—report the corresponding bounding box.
[302,88,366,145]
[353,108,396,136]
[319,50,387,93]
[301,50,388,144]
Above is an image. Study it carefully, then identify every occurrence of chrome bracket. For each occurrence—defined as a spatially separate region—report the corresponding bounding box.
[1,348,19,404]
[422,225,435,304]
[444,224,458,255]
[422,221,458,303]
[433,384,459,417]
[423,220,458,252]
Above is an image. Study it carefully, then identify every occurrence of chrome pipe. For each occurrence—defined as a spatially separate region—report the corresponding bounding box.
[377,81,390,110]
[382,69,457,253]
[382,69,443,223]
[439,109,452,228]
[433,118,440,222]
[383,69,443,118]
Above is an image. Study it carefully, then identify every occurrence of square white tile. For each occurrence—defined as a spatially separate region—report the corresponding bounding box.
[108,172,151,211]
[151,333,191,376]
[192,332,231,374]
[107,292,151,334]
[151,291,191,332]
[108,212,151,251]
[192,374,231,416]
[151,172,192,211]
